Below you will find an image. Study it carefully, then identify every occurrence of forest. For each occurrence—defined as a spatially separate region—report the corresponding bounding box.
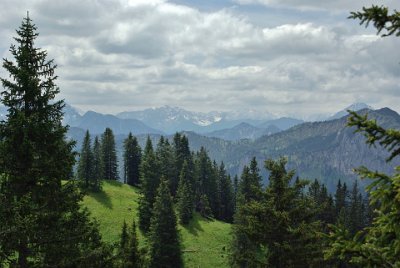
[1,4,400,268]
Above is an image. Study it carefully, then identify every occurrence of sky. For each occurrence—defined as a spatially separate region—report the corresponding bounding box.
[1,0,400,119]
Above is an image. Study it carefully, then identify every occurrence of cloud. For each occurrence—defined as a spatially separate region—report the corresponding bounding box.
[0,0,399,118]
[234,0,400,12]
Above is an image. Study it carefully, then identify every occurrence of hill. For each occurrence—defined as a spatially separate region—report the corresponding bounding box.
[83,181,231,267]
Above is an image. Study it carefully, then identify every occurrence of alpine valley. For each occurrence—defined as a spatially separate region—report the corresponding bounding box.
[57,103,400,192]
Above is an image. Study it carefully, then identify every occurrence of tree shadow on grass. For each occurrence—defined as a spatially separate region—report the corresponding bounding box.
[90,189,113,209]
[182,213,208,236]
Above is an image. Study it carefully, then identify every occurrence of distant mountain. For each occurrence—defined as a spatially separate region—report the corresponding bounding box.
[204,122,280,141]
[258,117,304,131]
[116,106,225,134]
[72,111,163,135]
[182,108,400,192]
[69,107,400,192]
[329,103,373,120]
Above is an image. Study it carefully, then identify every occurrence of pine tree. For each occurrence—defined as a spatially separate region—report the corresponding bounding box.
[230,160,264,267]
[127,219,140,268]
[216,163,234,222]
[148,178,182,268]
[138,137,160,232]
[173,133,191,195]
[101,127,118,180]
[77,130,93,188]
[118,219,141,268]
[92,136,103,191]
[156,136,176,194]
[123,132,141,186]
[0,15,110,267]
[176,161,194,224]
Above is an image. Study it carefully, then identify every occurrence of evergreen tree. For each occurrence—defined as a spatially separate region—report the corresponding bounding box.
[176,160,194,224]
[77,130,93,188]
[123,133,141,186]
[156,136,176,194]
[101,127,118,180]
[173,133,191,195]
[230,160,264,267]
[216,163,234,222]
[138,137,160,232]
[0,15,110,267]
[148,178,182,268]
[118,219,141,268]
[92,136,103,191]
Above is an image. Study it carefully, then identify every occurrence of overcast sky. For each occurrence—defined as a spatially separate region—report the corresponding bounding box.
[1,0,400,119]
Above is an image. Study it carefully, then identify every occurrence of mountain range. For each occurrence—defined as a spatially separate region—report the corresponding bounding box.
[63,103,400,192]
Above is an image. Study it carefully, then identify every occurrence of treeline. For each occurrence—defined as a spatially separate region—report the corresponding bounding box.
[77,130,235,224]
[230,157,372,267]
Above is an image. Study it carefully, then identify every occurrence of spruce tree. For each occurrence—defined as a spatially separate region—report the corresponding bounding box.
[156,136,176,194]
[176,161,194,224]
[92,136,103,191]
[101,127,118,180]
[77,130,93,188]
[217,163,234,222]
[148,178,182,268]
[118,219,141,268]
[138,137,160,232]
[123,132,141,186]
[173,133,191,195]
[0,15,109,267]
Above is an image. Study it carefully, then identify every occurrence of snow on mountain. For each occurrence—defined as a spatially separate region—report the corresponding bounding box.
[329,103,373,120]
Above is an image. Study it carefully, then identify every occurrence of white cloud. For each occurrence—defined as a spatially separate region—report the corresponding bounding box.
[0,0,399,117]
[234,0,400,12]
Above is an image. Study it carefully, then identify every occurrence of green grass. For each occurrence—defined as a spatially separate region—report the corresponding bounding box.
[83,180,231,267]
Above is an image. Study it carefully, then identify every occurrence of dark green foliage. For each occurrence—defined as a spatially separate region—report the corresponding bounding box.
[349,5,400,37]
[92,136,103,191]
[230,158,265,267]
[77,130,93,188]
[176,161,194,224]
[238,158,262,203]
[325,111,400,267]
[198,194,213,218]
[102,127,118,180]
[123,132,141,186]
[194,147,218,217]
[216,163,234,222]
[156,136,176,194]
[231,158,324,267]
[118,219,141,268]
[0,15,110,267]
[172,133,191,195]
[308,179,335,229]
[138,137,160,232]
[148,178,182,268]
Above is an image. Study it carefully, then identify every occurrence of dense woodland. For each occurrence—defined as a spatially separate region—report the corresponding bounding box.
[1,5,400,268]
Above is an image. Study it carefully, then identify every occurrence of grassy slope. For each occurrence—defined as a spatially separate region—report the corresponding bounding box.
[83,181,231,267]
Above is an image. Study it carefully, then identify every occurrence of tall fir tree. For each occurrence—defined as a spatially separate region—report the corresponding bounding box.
[118,219,141,268]
[138,137,160,232]
[216,162,234,222]
[148,178,182,268]
[92,136,103,191]
[123,132,141,186]
[77,130,93,188]
[101,127,118,180]
[173,133,191,195]
[230,159,264,267]
[156,136,176,194]
[176,160,194,224]
[0,15,110,267]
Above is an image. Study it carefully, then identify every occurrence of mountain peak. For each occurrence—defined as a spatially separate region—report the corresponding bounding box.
[329,103,373,120]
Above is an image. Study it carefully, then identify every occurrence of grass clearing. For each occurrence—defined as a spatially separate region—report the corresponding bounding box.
[83,180,231,267]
